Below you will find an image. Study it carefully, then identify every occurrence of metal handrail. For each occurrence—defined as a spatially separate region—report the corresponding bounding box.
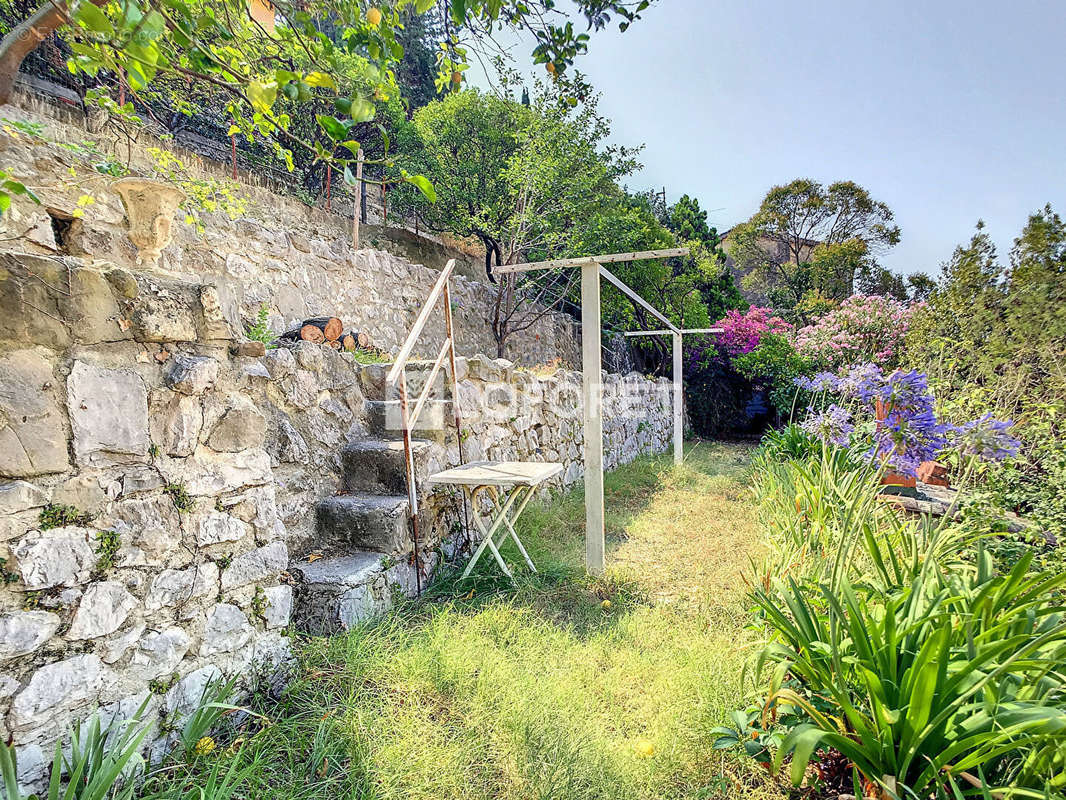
[385,258,465,594]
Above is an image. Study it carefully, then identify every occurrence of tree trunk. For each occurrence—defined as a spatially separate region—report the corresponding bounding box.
[0,0,70,105]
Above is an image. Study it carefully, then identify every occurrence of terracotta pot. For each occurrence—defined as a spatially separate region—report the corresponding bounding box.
[917,460,950,487]
[112,177,186,265]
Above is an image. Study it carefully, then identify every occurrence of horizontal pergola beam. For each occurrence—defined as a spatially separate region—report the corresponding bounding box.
[495,247,689,275]
[624,328,724,337]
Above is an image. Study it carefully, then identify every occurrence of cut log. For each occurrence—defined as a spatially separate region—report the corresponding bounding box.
[279,316,345,343]
[299,324,325,344]
[341,331,371,351]
[327,339,341,349]
[303,316,343,341]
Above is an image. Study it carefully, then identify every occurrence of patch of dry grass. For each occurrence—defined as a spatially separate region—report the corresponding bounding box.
[243,442,784,800]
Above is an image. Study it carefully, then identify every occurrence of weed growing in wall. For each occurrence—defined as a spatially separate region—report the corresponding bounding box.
[164,483,193,513]
[93,530,120,575]
[245,306,275,345]
[250,586,268,623]
[38,503,93,530]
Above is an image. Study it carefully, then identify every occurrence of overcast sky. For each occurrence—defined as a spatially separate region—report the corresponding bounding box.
[476,0,1066,276]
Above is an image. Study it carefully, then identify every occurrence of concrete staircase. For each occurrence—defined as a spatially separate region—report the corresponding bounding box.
[291,362,452,633]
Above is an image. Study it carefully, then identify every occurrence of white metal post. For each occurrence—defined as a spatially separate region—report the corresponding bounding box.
[581,261,605,576]
[672,331,683,465]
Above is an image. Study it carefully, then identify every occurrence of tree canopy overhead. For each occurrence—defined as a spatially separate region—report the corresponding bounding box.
[0,0,653,204]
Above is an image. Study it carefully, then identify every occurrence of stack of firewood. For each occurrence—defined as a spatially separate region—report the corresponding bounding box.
[279,316,371,351]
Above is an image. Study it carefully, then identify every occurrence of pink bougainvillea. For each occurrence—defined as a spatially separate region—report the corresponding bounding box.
[793,295,917,370]
[713,307,792,357]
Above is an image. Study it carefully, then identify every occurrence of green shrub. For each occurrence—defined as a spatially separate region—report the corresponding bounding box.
[0,697,152,800]
[907,206,1066,543]
[244,305,275,345]
[732,333,811,421]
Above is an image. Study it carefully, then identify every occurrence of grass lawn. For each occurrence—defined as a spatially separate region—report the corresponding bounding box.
[242,442,785,800]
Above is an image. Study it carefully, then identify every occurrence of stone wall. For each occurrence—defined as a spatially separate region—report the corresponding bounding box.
[0,103,581,368]
[0,239,672,785]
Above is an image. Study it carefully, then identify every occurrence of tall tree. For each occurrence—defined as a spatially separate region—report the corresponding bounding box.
[728,178,901,307]
[392,83,639,356]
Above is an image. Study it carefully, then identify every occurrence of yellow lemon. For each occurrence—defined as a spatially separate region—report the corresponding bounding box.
[366,7,382,27]
[634,739,655,757]
[545,61,556,75]
[601,599,612,610]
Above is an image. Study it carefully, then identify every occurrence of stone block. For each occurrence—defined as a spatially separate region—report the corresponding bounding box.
[194,512,249,547]
[9,654,114,733]
[0,611,60,661]
[201,603,253,656]
[66,581,138,640]
[165,664,223,716]
[129,627,191,680]
[162,394,203,457]
[206,395,265,452]
[145,562,219,611]
[261,584,293,629]
[164,355,219,396]
[0,349,69,478]
[68,361,149,466]
[220,542,287,591]
[128,279,200,342]
[0,482,48,516]
[158,446,271,496]
[102,495,181,566]
[13,527,94,589]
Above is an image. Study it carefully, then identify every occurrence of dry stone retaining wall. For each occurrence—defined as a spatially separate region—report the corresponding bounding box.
[0,241,672,786]
[0,105,580,368]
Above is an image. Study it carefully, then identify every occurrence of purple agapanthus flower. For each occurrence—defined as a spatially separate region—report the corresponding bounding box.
[836,363,883,397]
[954,413,1022,460]
[856,369,935,414]
[867,407,953,476]
[794,371,840,392]
[801,403,854,446]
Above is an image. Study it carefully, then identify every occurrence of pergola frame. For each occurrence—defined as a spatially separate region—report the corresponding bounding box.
[500,248,693,575]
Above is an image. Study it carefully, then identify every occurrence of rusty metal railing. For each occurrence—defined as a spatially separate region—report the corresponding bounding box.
[384,258,465,594]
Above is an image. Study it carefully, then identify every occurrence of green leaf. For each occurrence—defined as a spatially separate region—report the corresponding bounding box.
[404,173,436,203]
[75,1,114,36]
[339,140,361,157]
[246,80,278,113]
[450,0,466,26]
[342,165,358,187]
[303,71,337,89]
[349,96,375,123]
[315,114,350,142]
[415,0,434,11]
[0,193,10,212]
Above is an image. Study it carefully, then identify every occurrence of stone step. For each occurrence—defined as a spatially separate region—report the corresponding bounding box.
[289,548,437,634]
[315,494,410,553]
[340,438,433,496]
[359,360,454,401]
[365,399,453,439]
[290,550,385,634]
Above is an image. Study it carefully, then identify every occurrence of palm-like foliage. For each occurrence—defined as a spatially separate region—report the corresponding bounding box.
[755,546,1066,798]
